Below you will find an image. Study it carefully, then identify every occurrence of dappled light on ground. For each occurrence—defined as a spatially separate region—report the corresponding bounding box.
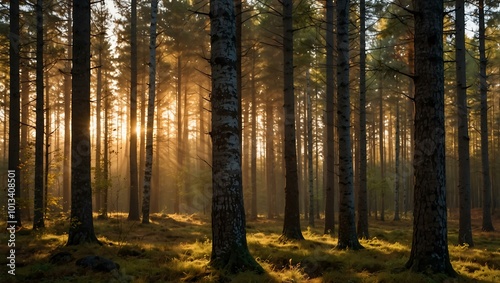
[0,211,499,282]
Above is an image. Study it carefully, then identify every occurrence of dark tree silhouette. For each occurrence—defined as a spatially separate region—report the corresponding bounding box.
[67,0,99,245]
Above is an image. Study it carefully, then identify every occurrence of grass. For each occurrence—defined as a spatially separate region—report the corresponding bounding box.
[0,210,499,282]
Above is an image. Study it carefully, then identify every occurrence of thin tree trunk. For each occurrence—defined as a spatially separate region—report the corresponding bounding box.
[100,78,109,219]
[336,0,362,250]
[63,0,72,213]
[324,0,335,236]
[307,69,314,228]
[479,0,494,232]
[250,50,258,220]
[95,24,103,214]
[357,0,369,238]
[280,0,304,241]
[142,0,158,224]
[175,55,182,214]
[128,0,140,221]
[394,102,400,221]
[266,100,276,219]
[379,79,385,222]
[456,0,473,245]
[44,66,50,217]
[34,0,45,230]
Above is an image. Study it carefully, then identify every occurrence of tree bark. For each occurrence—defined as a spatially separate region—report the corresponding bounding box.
[405,0,455,275]
[357,0,369,239]
[307,69,314,228]
[63,0,72,213]
[34,0,45,230]
[324,0,335,236]
[281,0,304,241]
[394,102,400,221]
[8,0,22,228]
[336,0,362,250]
[456,0,473,245]
[142,0,158,224]
[128,0,140,221]
[67,0,99,245]
[250,49,258,220]
[266,99,276,219]
[479,0,494,232]
[209,0,262,272]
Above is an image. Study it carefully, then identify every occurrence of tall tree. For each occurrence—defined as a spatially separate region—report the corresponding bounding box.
[405,0,455,275]
[67,0,99,245]
[307,69,314,228]
[324,0,335,236]
[141,0,158,224]
[33,0,45,230]
[357,0,369,238]
[456,0,473,245]
[479,0,494,232]
[281,0,304,241]
[63,0,72,213]
[209,0,262,272]
[8,0,22,228]
[128,0,140,221]
[336,0,362,250]
[393,101,400,221]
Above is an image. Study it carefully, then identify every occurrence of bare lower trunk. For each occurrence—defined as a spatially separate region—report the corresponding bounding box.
[357,0,369,239]
[67,0,99,245]
[479,0,494,232]
[281,0,304,241]
[405,0,455,275]
[324,0,335,236]
[209,0,262,272]
[128,0,140,221]
[142,0,158,224]
[336,0,362,250]
[456,0,473,244]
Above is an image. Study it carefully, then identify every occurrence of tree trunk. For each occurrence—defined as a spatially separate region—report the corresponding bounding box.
[357,0,369,238]
[67,0,100,245]
[324,0,335,236]
[394,102,400,221]
[128,0,140,221]
[34,0,45,230]
[307,69,314,228]
[266,99,276,219]
[95,21,103,214]
[281,0,304,241]
[8,0,22,228]
[250,49,258,220]
[336,0,362,250]
[63,0,72,213]
[379,78,385,222]
[405,0,455,275]
[175,55,182,214]
[456,0,473,245]
[479,0,494,232]
[142,0,158,224]
[209,0,262,272]
[100,76,109,219]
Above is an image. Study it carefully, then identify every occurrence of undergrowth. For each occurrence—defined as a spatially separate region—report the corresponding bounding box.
[0,211,499,282]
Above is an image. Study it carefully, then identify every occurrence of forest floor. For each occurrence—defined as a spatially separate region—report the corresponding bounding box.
[0,209,499,283]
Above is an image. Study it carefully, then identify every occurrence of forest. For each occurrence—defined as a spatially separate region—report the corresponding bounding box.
[1,0,500,282]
